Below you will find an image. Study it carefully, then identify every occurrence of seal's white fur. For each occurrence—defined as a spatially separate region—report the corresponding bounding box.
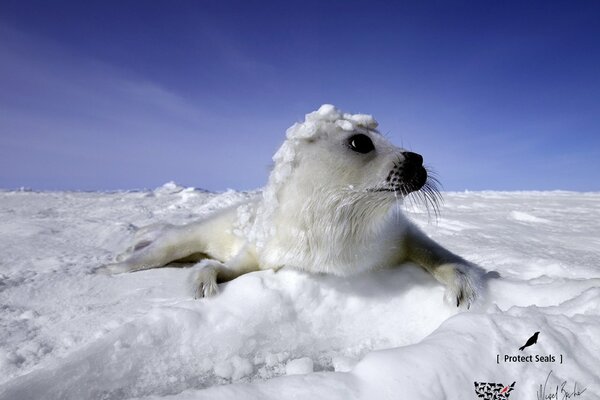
[105,105,484,307]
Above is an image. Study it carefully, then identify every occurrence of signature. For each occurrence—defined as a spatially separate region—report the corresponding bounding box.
[537,370,587,400]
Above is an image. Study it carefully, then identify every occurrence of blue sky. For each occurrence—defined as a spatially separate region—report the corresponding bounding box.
[1,1,599,192]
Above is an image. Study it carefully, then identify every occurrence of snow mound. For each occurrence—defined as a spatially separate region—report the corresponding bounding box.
[0,190,599,399]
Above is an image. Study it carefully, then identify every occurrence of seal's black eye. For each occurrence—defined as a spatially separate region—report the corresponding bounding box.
[348,134,375,154]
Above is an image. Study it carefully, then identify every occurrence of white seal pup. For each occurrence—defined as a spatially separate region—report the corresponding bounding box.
[104,104,485,307]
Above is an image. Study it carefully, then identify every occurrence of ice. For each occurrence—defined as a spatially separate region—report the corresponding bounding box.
[509,210,551,224]
[285,357,314,375]
[0,189,599,399]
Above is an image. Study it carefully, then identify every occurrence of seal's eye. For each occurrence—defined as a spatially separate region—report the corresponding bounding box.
[348,134,375,154]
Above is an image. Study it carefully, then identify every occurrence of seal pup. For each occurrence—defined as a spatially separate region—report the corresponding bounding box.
[104,104,484,307]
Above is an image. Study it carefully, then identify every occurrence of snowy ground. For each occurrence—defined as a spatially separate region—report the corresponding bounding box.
[1,184,599,399]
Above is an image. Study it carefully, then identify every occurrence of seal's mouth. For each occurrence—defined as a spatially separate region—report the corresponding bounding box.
[402,165,428,193]
[367,152,443,217]
[370,151,428,195]
[369,166,427,194]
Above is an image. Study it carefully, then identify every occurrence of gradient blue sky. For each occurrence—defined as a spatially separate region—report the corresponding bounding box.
[1,1,599,192]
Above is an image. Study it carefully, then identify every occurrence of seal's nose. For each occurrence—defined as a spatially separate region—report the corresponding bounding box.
[400,151,427,190]
[402,151,423,167]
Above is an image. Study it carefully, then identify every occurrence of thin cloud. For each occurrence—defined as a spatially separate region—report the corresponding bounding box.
[0,25,275,191]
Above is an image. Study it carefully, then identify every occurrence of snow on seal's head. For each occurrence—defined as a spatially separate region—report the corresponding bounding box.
[251,104,440,275]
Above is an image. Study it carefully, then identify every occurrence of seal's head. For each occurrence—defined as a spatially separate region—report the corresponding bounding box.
[266,104,439,211]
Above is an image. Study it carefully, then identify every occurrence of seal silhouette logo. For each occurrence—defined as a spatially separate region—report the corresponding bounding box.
[474,381,516,399]
[519,331,540,351]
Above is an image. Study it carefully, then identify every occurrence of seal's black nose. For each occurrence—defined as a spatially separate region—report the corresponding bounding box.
[400,151,427,191]
[402,151,423,167]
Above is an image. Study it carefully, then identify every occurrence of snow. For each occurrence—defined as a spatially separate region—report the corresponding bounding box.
[285,357,314,375]
[1,187,599,399]
[285,104,377,141]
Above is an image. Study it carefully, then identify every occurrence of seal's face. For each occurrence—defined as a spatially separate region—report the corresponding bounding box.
[267,105,441,217]
[345,133,428,195]
[292,126,428,198]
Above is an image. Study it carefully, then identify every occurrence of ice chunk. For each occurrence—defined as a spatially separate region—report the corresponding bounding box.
[285,357,314,375]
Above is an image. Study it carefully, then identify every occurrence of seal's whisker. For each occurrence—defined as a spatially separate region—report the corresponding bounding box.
[402,166,443,222]
[424,179,443,221]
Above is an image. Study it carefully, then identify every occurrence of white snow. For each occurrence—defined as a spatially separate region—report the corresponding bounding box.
[0,187,599,399]
[285,357,314,376]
